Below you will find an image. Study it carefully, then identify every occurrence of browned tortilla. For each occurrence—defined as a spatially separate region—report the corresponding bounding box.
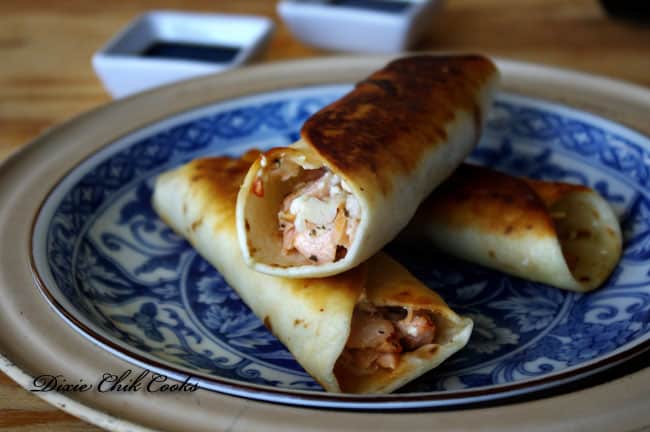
[303,55,497,194]
[237,55,500,278]
[404,164,622,291]
[153,154,472,393]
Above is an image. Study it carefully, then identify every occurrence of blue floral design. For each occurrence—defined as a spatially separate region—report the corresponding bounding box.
[465,313,520,354]
[112,302,164,342]
[37,89,650,398]
[622,195,650,261]
[185,256,301,369]
[491,286,565,332]
[196,274,239,304]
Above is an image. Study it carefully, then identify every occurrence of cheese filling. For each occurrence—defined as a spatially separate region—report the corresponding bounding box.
[277,168,361,264]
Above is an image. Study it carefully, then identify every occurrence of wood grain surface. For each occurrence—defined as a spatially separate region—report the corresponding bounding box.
[1,0,649,430]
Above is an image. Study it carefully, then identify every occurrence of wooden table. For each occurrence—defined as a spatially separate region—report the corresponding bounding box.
[1,0,649,430]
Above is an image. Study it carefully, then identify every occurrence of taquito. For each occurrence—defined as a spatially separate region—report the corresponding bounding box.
[152,153,472,393]
[236,55,499,278]
[403,164,622,292]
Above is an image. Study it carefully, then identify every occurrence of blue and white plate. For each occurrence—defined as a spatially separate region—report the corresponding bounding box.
[30,83,650,409]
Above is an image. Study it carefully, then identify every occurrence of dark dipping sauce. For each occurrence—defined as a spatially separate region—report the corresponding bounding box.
[330,0,412,13]
[140,41,240,64]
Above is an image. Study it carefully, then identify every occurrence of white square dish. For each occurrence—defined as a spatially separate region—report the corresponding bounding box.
[92,11,274,98]
[278,0,442,53]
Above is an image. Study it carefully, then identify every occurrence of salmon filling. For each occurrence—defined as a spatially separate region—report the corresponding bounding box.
[337,304,437,375]
[277,167,361,264]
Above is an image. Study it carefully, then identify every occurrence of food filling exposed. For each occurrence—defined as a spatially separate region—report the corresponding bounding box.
[272,160,361,265]
[337,304,437,375]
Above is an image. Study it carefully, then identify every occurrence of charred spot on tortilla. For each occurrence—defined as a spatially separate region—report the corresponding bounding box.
[357,78,398,97]
[302,55,495,178]
[190,218,203,232]
[263,316,273,333]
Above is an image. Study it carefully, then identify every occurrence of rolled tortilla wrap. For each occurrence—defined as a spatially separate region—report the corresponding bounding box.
[152,153,472,393]
[402,164,622,292]
[236,55,499,278]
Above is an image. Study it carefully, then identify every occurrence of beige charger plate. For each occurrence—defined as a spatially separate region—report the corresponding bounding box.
[0,55,649,431]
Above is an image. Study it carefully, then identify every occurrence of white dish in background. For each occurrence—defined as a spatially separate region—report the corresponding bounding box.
[92,11,274,98]
[278,0,442,53]
[0,56,649,430]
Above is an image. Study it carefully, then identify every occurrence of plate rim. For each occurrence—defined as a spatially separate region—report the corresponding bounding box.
[0,54,648,430]
[26,87,650,409]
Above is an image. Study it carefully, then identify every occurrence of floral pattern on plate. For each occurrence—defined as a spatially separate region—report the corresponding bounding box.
[33,85,650,406]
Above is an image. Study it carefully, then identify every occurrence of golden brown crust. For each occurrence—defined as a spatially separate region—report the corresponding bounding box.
[408,164,622,292]
[416,164,558,238]
[416,164,595,240]
[179,151,262,226]
[301,55,497,193]
[523,178,591,207]
[364,253,452,313]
